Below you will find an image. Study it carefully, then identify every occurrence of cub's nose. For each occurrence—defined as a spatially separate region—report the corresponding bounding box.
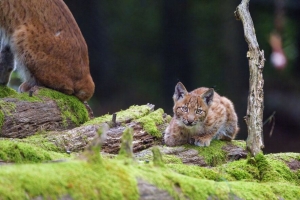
[186,120,194,126]
[187,115,194,123]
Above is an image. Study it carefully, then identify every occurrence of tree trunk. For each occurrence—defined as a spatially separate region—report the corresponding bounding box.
[235,0,265,156]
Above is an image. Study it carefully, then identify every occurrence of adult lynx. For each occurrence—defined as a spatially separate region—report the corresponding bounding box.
[164,82,239,147]
[0,0,94,101]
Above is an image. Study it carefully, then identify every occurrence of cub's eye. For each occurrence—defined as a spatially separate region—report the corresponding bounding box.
[195,108,203,115]
[181,106,188,112]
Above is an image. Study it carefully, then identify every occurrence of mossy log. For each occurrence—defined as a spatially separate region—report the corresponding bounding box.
[1,86,300,199]
[0,86,92,138]
[43,104,169,153]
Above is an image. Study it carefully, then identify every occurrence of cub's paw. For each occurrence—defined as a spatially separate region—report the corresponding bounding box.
[192,136,212,147]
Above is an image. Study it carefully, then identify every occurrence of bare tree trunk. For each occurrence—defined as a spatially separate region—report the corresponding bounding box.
[235,0,265,156]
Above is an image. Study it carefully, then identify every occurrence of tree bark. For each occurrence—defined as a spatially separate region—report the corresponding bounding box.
[235,0,265,156]
[0,87,93,138]
[45,113,167,153]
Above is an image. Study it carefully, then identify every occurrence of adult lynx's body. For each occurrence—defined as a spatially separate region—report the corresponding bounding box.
[0,0,94,101]
[164,82,239,147]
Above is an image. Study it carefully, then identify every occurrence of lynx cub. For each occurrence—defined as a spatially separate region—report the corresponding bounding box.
[164,82,239,147]
[0,0,94,101]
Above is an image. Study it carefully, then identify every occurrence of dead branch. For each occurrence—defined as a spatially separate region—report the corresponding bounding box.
[235,0,265,156]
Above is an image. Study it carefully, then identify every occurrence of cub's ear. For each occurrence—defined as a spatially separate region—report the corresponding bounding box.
[173,82,188,101]
[201,88,214,106]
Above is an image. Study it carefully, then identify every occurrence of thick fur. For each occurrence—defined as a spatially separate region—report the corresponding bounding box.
[164,82,239,147]
[0,0,94,101]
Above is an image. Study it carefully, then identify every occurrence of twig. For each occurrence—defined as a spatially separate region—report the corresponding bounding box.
[112,113,117,127]
[263,111,276,137]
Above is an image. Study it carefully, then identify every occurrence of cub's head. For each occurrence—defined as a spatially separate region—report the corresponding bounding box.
[172,82,214,127]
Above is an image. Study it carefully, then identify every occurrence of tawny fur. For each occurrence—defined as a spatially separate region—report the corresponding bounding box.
[0,0,94,101]
[164,82,239,147]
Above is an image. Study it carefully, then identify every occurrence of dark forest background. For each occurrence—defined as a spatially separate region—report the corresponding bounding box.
[12,0,300,153]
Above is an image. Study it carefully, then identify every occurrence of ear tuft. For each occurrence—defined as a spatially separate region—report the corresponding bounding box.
[173,82,188,101]
[202,88,214,106]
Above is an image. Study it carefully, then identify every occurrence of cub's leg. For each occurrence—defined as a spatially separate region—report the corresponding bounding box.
[216,97,239,141]
[0,46,14,85]
[191,132,215,147]
[164,119,189,146]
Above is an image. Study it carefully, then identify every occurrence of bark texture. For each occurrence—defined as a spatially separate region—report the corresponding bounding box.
[0,98,76,138]
[235,0,265,156]
[0,86,93,138]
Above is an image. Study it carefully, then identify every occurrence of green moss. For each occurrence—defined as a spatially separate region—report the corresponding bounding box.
[20,133,62,152]
[0,110,4,131]
[38,88,89,126]
[163,154,182,164]
[0,101,18,132]
[254,153,299,185]
[266,152,300,162]
[231,140,247,149]
[218,159,260,181]
[188,140,228,166]
[0,101,16,115]
[0,152,300,199]
[136,160,300,200]
[0,87,89,127]
[0,86,40,102]
[0,160,139,200]
[85,105,152,126]
[0,86,17,98]
[152,147,164,167]
[117,128,134,159]
[136,108,164,138]
[0,139,68,163]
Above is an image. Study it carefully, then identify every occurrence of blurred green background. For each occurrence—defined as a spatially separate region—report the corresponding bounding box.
[10,0,300,153]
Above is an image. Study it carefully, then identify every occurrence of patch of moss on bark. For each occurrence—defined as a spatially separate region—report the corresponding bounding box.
[37,88,89,126]
[0,86,90,128]
[0,139,68,163]
[0,86,17,98]
[187,140,228,166]
[84,105,152,126]
[136,108,165,138]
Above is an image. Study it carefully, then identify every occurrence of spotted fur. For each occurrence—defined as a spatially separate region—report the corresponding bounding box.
[0,0,94,101]
[164,82,239,147]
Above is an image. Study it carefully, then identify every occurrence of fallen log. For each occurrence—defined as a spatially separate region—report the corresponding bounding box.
[0,86,92,138]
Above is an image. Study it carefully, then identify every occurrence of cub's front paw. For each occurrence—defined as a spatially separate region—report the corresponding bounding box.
[192,136,212,147]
